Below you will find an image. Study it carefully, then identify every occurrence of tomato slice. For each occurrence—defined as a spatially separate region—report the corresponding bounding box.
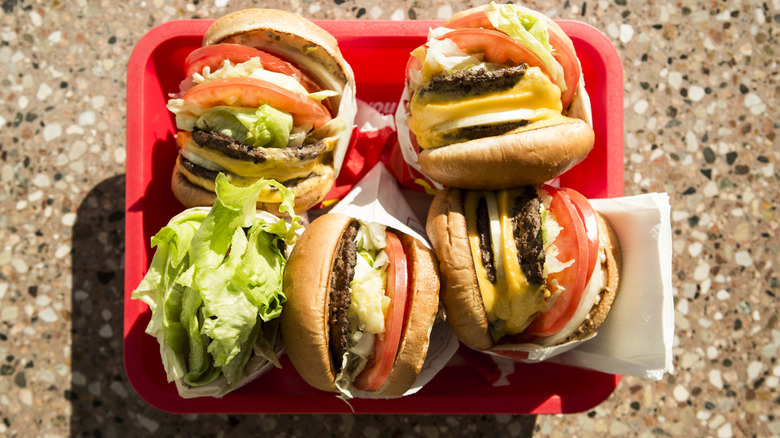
[444,9,492,29]
[405,53,423,76]
[524,186,589,337]
[546,28,580,110]
[184,43,323,94]
[354,231,408,392]
[439,29,553,81]
[444,11,579,109]
[181,77,331,129]
[562,187,599,285]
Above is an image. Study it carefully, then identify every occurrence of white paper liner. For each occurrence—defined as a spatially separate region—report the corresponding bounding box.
[478,193,674,381]
[174,347,280,399]
[329,162,460,398]
[393,85,445,191]
[331,74,358,178]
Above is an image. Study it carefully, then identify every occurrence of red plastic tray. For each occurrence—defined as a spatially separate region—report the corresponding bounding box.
[124,19,624,414]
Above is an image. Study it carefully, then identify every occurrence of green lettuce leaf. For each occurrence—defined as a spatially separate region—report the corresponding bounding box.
[194,104,293,148]
[484,2,566,92]
[131,173,301,394]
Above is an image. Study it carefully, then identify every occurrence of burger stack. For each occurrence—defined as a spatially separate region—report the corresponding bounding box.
[403,3,624,351]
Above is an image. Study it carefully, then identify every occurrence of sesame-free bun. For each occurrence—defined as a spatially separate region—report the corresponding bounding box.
[417,118,595,190]
[203,8,355,113]
[425,189,493,350]
[280,213,441,397]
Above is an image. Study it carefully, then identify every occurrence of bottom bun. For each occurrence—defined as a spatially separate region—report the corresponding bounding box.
[281,213,440,397]
[171,161,334,216]
[418,119,594,189]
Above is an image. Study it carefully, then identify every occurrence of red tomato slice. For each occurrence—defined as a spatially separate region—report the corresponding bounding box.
[184,43,323,94]
[354,231,408,392]
[181,77,331,129]
[439,29,553,81]
[562,187,600,285]
[546,28,580,110]
[444,9,492,29]
[444,11,579,109]
[405,53,423,76]
[524,186,589,337]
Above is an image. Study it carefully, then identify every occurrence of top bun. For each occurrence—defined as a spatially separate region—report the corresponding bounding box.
[204,8,351,92]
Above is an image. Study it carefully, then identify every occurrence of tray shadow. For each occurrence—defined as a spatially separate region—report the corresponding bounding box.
[69,173,537,436]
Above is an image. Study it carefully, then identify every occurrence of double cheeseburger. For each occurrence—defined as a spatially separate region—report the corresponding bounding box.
[404,2,594,189]
[281,214,440,397]
[426,184,621,349]
[167,9,357,215]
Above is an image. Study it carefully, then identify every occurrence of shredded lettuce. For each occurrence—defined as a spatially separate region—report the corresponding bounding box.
[194,58,307,94]
[334,221,390,398]
[484,2,566,93]
[132,173,301,391]
[349,250,390,335]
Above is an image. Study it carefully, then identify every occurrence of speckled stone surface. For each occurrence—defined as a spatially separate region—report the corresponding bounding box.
[0,0,778,436]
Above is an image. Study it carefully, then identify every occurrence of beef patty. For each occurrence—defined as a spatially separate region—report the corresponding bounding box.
[511,187,545,286]
[328,221,359,370]
[418,64,528,100]
[192,129,327,164]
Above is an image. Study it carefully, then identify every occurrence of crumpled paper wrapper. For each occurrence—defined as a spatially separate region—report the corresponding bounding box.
[173,321,283,399]
[475,193,674,381]
[328,162,460,398]
[319,99,398,208]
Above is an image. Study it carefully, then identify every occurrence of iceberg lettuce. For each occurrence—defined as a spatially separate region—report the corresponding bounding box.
[132,173,301,395]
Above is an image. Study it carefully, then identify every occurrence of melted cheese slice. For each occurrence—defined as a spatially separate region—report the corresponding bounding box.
[409,67,568,150]
[177,132,328,181]
[177,157,330,204]
[465,190,547,340]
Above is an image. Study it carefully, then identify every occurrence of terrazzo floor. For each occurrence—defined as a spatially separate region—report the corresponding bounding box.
[0,0,778,436]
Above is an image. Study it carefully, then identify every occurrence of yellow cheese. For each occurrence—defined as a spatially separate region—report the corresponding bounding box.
[465,190,547,340]
[409,67,570,150]
[177,157,328,204]
[178,133,327,181]
[464,191,499,318]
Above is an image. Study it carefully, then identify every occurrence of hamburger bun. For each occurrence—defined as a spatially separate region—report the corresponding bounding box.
[418,118,595,190]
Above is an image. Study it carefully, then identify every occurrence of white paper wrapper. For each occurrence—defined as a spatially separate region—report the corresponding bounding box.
[393,85,445,191]
[331,71,358,178]
[356,98,395,132]
[329,162,460,398]
[332,162,431,249]
[479,193,674,381]
[174,323,283,399]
